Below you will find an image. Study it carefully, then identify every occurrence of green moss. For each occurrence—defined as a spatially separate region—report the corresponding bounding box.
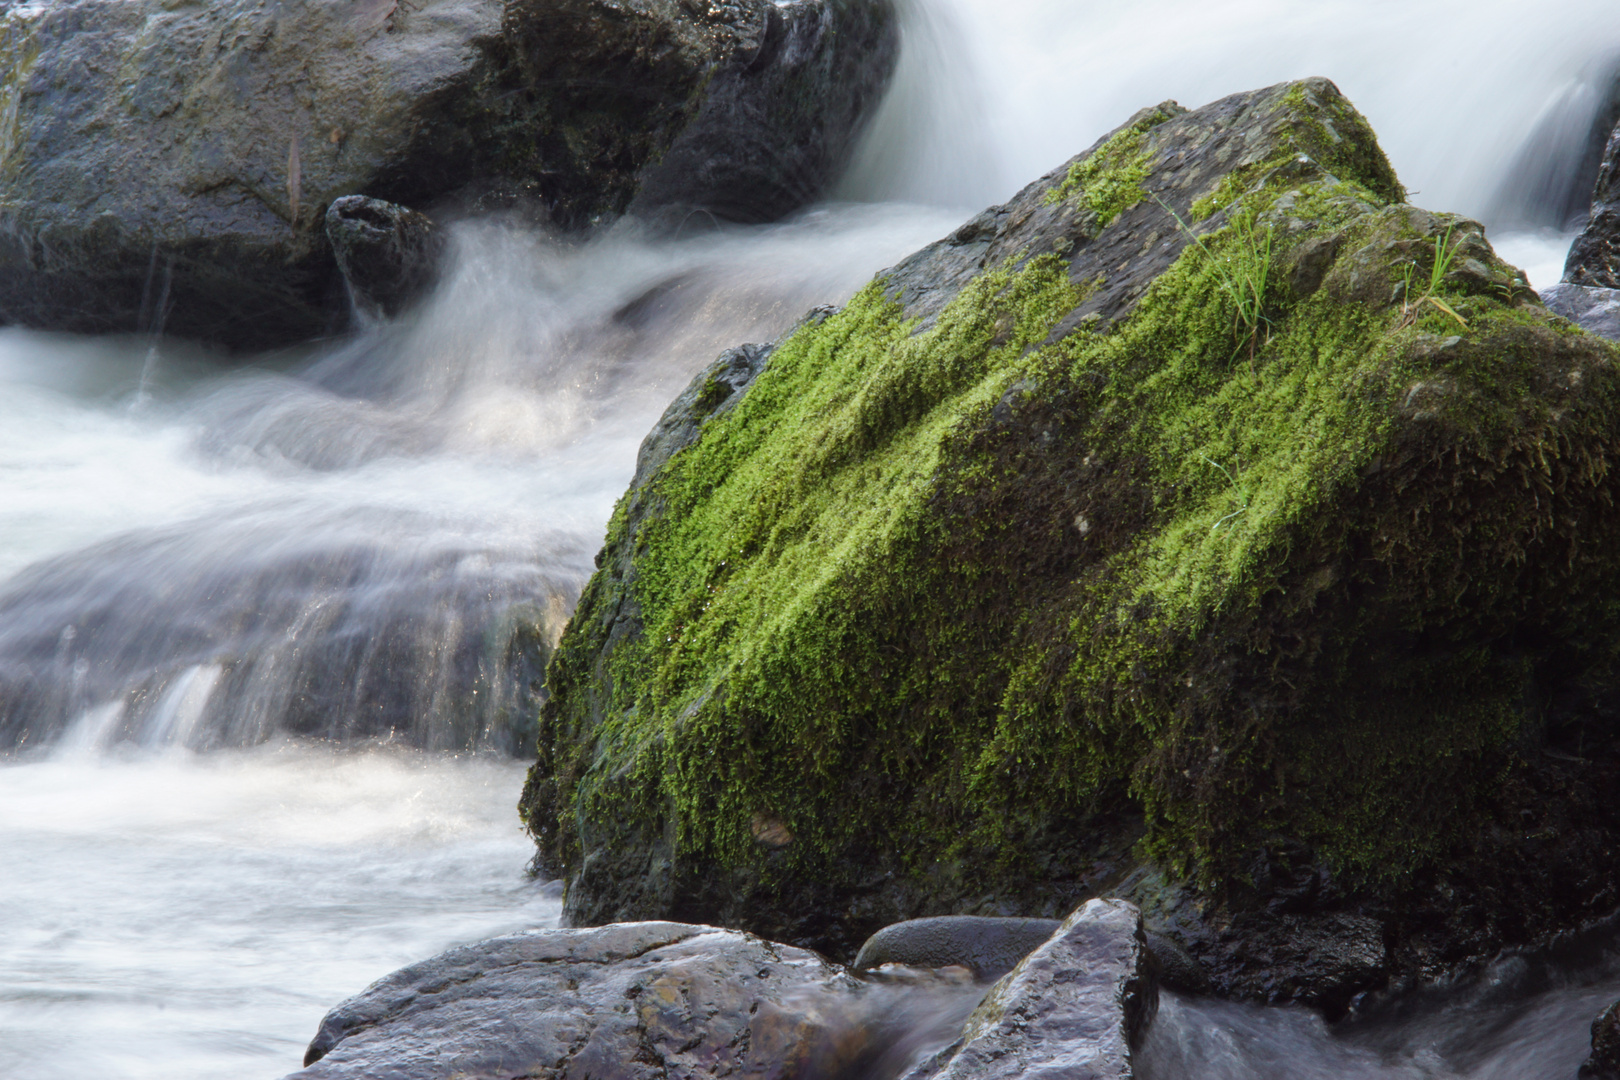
[530,80,1620,919]
[1045,106,1178,226]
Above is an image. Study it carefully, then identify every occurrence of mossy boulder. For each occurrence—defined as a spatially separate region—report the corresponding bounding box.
[0,0,895,349]
[521,78,1620,1008]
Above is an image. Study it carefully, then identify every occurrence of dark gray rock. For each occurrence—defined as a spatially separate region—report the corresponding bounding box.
[326,196,445,321]
[1565,121,1620,289]
[900,899,1157,1080]
[1541,282,1620,339]
[0,0,896,350]
[853,916,1060,981]
[286,921,884,1080]
[1583,1000,1620,1080]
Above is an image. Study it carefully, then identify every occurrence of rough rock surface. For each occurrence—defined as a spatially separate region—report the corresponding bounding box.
[901,900,1156,1080]
[1566,120,1620,289]
[285,922,887,1080]
[326,196,445,320]
[1583,1000,1620,1080]
[0,0,895,349]
[1541,282,1620,340]
[523,77,1620,1008]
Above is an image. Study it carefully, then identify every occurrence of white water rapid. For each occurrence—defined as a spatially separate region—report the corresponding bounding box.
[4,1,1620,1077]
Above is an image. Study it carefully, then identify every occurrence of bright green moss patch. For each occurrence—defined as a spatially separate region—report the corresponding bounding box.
[1045,106,1179,226]
[527,79,1620,935]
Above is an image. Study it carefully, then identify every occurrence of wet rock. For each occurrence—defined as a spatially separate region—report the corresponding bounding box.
[854,916,1061,981]
[286,922,880,1080]
[0,0,897,350]
[1565,121,1620,288]
[1582,1000,1620,1080]
[901,899,1157,1080]
[1540,282,1620,339]
[326,197,445,321]
[525,74,1620,1009]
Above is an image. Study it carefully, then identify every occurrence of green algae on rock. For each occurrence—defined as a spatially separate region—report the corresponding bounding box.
[522,78,1620,1007]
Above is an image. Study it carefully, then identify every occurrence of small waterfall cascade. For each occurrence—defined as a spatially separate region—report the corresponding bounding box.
[3,2,1620,1078]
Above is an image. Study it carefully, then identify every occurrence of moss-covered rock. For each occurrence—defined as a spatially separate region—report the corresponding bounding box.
[0,0,895,349]
[522,78,1620,1009]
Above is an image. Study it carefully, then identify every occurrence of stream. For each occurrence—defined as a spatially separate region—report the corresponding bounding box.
[3,1,1620,1077]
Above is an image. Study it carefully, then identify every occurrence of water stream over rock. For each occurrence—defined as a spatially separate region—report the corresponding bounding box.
[5,1,1620,1077]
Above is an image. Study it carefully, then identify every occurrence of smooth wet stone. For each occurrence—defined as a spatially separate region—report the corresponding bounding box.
[901,899,1157,1080]
[1542,281,1620,340]
[854,916,1061,981]
[286,922,880,1080]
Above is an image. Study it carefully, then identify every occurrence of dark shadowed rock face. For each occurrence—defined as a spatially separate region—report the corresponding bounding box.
[1567,120,1620,290]
[1584,1000,1620,1080]
[283,921,969,1080]
[524,75,1620,1009]
[0,0,896,350]
[325,196,445,321]
[901,900,1156,1080]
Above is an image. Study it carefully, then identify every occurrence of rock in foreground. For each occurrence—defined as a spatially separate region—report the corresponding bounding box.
[523,76,1620,1006]
[0,0,896,349]
[288,922,880,1079]
[903,900,1156,1080]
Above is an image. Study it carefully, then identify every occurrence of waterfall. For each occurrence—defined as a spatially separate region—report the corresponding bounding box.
[4,2,1620,1078]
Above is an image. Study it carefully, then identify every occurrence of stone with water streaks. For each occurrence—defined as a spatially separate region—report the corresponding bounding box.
[901,899,1157,1080]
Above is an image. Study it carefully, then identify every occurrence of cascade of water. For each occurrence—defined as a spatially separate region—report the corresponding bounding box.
[4,4,1620,1078]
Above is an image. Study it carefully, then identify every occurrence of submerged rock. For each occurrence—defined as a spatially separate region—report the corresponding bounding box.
[522,76,1620,1005]
[0,0,896,349]
[901,900,1156,1080]
[286,922,880,1080]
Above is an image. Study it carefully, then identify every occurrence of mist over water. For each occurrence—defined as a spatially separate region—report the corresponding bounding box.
[4,1,1620,1076]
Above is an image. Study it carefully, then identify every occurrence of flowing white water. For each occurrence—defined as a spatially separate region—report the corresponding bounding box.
[4,0,1620,1076]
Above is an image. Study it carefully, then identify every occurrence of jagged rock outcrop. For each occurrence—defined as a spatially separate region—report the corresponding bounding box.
[1583,1000,1620,1080]
[1565,118,1620,290]
[521,76,1620,1008]
[901,900,1155,1080]
[0,0,896,349]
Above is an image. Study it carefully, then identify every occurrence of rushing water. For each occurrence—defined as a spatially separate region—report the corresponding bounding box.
[4,0,1620,1077]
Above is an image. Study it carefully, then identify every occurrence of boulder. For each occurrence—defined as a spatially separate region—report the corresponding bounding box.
[901,900,1156,1080]
[1583,1000,1620,1080]
[0,0,897,350]
[286,922,888,1079]
[1565,120,1620,289]
[522,76,1620,1006]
